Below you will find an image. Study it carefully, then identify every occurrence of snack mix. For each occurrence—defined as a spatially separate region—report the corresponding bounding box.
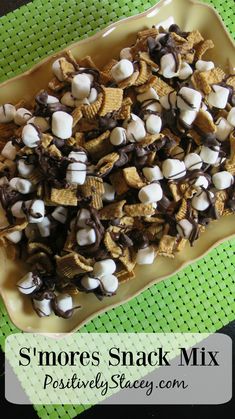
[0,20,234,318]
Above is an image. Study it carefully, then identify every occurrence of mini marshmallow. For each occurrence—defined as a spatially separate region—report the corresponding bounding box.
[192,190,214,211]
[215,117,233,141]
[66,162,86,185]
[200,145,219,165]
[6,230,22,243]
[145,114,162,134]
[93,259,116,278]
[103,182,115,202]
[33,298,52,317]
[227,107,235,127]
[179,110,197,126]
[68,150,88,163]
[17,272,41,295]
[207,85,229,109]
[184,153,202,171]
[52,58,64,81]
[1,141,17,160]
[88,88,98,104]
[110,127,126,146]
[159,92,177,110]
[38,216,51,237]
[160,53,178,78]
[170,146,185,160]
[27,199,45,223]
[137,88,159,102]
[77,208,91,228]
[17,159,34,178]
[195,60,215,72]
[120,47,132,60]
[11,201,26,218]
[51,206,68,223]
[177,219,194,239]
[178,62,193,80]
[56,294,73,313]
[136,246,155,265]
[177,87,202,112]
[143,166,163,182]
[126,118,146,142]
[138,183,163,204]
[145,102,162,113]
[51,111,73,139]
[72,73,91,99]
[194,175,209,189]
[155,16,174,30]
[100,274,118,293]
[46,95,59,104]
[81,274,100,290]
[14,108,32,125]
[9,177,34,194]
[27,116,49,132]
[162,159,186,180]
[111,59,134,82]
[212,171,234,190]
[76,227,96,246]
[22,124,41,148]
[0,104,16,123]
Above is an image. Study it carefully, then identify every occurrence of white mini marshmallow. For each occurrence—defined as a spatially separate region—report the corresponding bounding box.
[126,118,146,142]
[200,145,219,164]
[110,127,126,146]
[88,88,98,104]
[178,62,193,80]
[56,294,73,312]
[77,208,90,228]
[138,183,163,204]
[194,175,209,189]
[0,104,16,123]
[179,110,197,126]
[160,53,178,78]
[192,190,214,211]
[81,274,100,290]
[184,153,202,171]
[68,150,87,163]
[137,88,159,103]
[145,114,162,134]
[143,166,163,182]
[33,298,52,316]
[52,58,64,81]
[51,111,73,139]
[27,199,45,223]
[215,117,233,141]
[11,201,25,218]
[120,47,132,60]
[227,107,235,127]
[100,274,118,293]
[9,177,34,194]
[207,85,229,109]
[155,16,174,30]
[76,227,96,246]
[103,182,115,202]
[17,159,34,178]
[136,246,155,265]
[212,171,234,190]
[38,216,51,237]
[46,95,59,104]
[162,159,186,179]
[177,219,193,239]
[22,124,41,148]
[145,102,162,113]
[66,162,86,185]
[195,60,215,72]
[160,92,177,110]
[14,108,32,125]
[170,146,185,160]
[111,59,134,82]
[51,206,68,223]
[177,87,202,112]
[72,73,91,99]
[17,272,41,295]
[27,116,49,132]
[1,141,17,160]
[93,259,116,278]
[6,230,22,243]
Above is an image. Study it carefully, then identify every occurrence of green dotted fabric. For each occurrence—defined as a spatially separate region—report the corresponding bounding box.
[0,0,235,417]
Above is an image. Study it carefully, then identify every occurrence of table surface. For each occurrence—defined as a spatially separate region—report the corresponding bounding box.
[0,0,234,418]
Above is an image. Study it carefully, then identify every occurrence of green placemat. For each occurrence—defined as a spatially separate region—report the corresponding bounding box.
[0,0,235,418]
